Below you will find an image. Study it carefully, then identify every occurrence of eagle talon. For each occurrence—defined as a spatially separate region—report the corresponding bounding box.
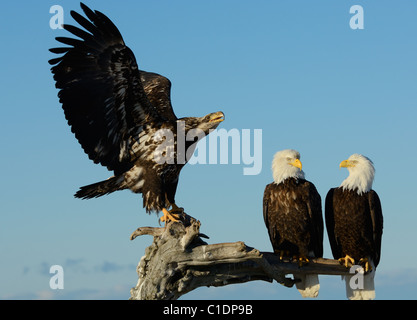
[338,255,355,268]
[160,207,181,225]
[293,256,310,267]
[277,250,290,261]
[359,258,372,272]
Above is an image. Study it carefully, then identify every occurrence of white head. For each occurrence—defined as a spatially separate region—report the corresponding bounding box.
[339,153,375,194]
[272,149,305,184]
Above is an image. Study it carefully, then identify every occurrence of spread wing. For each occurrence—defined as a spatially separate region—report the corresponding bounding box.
[49,3,174,173]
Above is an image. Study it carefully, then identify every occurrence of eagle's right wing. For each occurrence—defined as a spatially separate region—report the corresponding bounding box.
[49,3,166,173]
[263,184,271,234]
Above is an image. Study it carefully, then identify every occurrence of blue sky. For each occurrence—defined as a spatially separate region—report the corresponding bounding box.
[0,0,416,300]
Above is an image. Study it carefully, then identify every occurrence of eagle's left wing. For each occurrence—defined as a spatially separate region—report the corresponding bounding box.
[368,190,383,267]
[140,71,178,121]
[307,182,324,258]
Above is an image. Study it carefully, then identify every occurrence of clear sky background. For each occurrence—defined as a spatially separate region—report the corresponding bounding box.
[0,0,416,300]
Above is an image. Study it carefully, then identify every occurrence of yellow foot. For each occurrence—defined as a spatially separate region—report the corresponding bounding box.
[159,204,184,225]
[359,258,372,272]
[338,255,355,268]
[159,208,181,224]
[293,255,310,267]
[276,250,290,261]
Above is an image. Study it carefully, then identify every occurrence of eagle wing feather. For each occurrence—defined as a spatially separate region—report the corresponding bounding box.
[325,188,343,259]
[306,182,324,258]
[49,3,175,173]
[368,190,383,267]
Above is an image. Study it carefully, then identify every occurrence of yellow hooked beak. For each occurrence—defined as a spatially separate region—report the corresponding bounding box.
[290,159,302,171]
[340,159,355,168]
[209,112,225,123]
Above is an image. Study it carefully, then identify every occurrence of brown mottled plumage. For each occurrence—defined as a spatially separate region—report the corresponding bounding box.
[49,3,224,216]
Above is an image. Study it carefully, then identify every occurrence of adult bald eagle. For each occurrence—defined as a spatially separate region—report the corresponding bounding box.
[49,3,224,222]
[263,149,323,298]
[325,154,383,300]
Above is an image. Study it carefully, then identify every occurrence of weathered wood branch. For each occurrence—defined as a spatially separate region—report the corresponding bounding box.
[129,214,350,300]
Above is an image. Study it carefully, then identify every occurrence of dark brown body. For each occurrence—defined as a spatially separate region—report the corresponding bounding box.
[325,188,383,267]
[263,178,323,258]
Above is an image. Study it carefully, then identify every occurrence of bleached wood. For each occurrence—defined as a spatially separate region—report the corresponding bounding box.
[129,214,351,300]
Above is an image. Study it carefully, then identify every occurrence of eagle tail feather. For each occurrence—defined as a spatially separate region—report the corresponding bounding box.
[74,176,126,199]
[295,274,320,298]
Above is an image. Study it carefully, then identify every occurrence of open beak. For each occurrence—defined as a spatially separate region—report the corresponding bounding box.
[209,112,225,123]
[291,159,302,171]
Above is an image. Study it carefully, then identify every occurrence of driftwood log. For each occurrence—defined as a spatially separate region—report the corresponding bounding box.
[129,213,351,300]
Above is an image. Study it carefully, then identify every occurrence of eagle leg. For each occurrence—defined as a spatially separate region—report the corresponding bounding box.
[338,255,355,268]
[359,258,372,272]
[169,203,184,215]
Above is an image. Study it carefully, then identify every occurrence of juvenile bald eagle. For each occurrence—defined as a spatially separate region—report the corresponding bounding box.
[325,154,383,300]
[263,149,323,298]
[49,3,224,222]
